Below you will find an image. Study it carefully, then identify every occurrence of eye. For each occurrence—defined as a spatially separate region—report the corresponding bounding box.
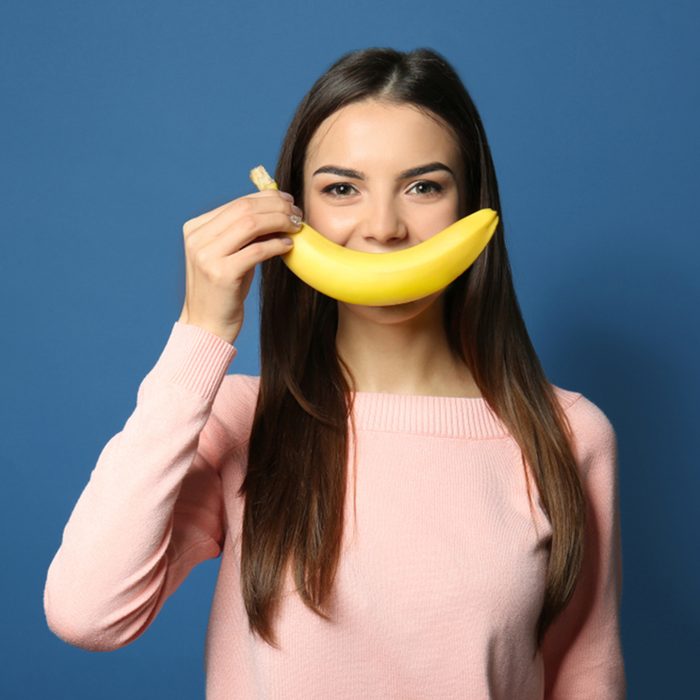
[321,182,357,198]
[408,180,444,196]
[320,180,445,198]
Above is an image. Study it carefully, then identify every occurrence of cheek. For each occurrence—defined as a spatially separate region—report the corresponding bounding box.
[306,203,355,244]
[301,192,313,223]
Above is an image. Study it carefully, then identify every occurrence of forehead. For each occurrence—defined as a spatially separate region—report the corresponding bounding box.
[305,100,459,167]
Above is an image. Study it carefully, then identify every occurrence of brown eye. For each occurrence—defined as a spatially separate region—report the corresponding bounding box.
[321,183,358,197]
[409,181,444,196]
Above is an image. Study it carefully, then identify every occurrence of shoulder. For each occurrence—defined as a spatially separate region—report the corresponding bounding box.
[214,372,260,421]
[204,373,261,451]
[550,384,618,480]
[219,372,261,399]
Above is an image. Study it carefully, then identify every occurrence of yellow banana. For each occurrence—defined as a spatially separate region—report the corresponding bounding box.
[249,165,499,306]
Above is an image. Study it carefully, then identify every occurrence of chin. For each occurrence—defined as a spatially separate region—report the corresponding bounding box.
[340,290,444,319]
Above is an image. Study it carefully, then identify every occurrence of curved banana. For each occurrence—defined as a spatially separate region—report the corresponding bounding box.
[249,165,499,306]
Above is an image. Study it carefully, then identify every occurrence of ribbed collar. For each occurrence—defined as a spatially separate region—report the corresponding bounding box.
[348,391,511,439]
[234,373,577,441]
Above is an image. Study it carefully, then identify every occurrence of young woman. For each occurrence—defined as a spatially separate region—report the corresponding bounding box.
[44,47,626,699]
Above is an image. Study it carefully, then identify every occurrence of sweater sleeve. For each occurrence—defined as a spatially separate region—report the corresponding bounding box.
[541,395,626,699]
[43,322,242,652]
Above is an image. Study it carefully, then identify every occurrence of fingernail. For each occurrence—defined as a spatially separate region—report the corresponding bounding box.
[280,191,294,201]
[292,205,303,216]
[290,214,302,226]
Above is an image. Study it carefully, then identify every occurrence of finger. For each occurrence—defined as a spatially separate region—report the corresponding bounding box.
[199,211,302,259]
[196,195,301,240]
[185,190,295,236]
[223,235,296,273]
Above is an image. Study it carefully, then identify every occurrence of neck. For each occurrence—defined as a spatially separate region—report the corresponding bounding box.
[335,296,481,398]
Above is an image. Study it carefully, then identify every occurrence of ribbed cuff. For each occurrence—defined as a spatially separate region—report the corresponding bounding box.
[146,321,238,402]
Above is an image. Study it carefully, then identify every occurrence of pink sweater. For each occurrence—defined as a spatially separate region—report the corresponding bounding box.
[44,321,626,699]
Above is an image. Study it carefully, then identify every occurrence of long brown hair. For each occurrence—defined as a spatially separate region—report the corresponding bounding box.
[239,47,586,650]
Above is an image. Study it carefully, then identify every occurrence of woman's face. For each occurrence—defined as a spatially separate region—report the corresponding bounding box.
[302,98,466,252]
[301,98,467,316]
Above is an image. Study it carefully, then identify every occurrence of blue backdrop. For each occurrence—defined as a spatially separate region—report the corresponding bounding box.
[2,0,697,697]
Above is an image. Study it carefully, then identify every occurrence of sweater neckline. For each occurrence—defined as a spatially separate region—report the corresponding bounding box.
[237,375,576,440]
[348,390,511,439]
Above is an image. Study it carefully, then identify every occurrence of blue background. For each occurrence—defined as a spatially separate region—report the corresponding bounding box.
[2,0,698,697]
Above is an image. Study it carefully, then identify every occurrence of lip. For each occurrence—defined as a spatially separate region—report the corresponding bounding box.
[344,244,416,254]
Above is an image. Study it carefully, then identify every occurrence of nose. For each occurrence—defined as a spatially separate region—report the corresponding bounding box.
[360,197,409,248]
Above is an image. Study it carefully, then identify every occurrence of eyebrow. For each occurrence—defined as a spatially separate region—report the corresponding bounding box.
[312,161,455,180]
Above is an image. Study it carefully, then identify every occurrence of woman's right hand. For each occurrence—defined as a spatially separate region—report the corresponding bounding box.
[177,189,302,345]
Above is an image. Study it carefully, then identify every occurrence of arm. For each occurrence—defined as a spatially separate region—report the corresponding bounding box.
[43,322,240,651]
[542,395,626,699]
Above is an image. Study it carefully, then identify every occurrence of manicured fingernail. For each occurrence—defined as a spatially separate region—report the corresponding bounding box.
[290,214,302,226]
[280,191,294,201]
